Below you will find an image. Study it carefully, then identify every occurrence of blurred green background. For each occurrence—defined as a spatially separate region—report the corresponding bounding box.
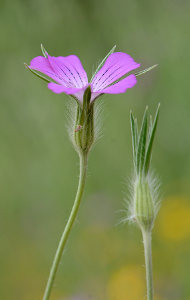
[1,0,190,299]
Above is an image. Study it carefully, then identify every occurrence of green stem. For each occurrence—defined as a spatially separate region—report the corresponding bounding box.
[142,229,154,300]
[43,152,88,300]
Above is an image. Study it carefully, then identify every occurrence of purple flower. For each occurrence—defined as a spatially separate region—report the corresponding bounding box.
[28,47,140,103]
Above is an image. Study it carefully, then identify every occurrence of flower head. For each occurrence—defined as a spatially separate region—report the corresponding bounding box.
[27,45,140,103]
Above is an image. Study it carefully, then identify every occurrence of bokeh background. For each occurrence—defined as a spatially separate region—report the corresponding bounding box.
[1,0,190,299]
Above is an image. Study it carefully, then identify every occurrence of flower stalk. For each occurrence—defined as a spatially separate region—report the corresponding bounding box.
[43,152,88,300]
[142,229,153,300]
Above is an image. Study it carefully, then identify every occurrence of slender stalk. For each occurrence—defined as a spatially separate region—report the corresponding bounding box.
[43,152,88,300]
[142,229,154,300]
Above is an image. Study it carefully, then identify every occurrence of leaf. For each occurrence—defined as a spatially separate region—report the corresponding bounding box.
[144,104,160,175]
[136,107,148,174]
[24,63,51,83]
[135,64,158,77]
[90,45,116,82]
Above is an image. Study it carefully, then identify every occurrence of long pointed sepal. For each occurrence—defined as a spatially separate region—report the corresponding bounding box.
[144,104,160,175]
[135,64,158,77]
[90,45,116,82]
[24,63,51,83]
[41,44,48,58]
[136,107,148,175]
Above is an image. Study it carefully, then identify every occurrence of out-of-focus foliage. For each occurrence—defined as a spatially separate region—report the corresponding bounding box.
[0,0,190,299]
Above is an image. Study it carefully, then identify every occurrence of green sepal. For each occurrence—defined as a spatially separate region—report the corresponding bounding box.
[134,118,138,152]
[79,86,91,128]
[134,178,155,231]
[83,86,91,112]
[24,63,51,83]
[149,115,153,139]
[144,104,160,175]
[135,64,158,77]
[90,45,116,82]
[41,44,48,58]
[130,111,137,167]
[74,86,94,154]
[136,107,148,175]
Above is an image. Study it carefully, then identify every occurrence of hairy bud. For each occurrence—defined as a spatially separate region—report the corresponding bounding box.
[134,177,155,231]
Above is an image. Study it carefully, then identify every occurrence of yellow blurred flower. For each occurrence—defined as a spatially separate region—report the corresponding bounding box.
[107,265,145,300]
[157,196,190,242]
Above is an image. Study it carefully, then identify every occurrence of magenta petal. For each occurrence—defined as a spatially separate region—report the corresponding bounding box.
[47,55,88,89]
[97,74,137,94]
[92,52,140,92]
[48,82,87,102]
[29,56,64,84]
[48,82,82,94]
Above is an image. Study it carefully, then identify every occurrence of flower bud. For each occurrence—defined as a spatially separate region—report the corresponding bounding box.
[74,86,94,154]
[134,177,155,231]
[127,106,160,232]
